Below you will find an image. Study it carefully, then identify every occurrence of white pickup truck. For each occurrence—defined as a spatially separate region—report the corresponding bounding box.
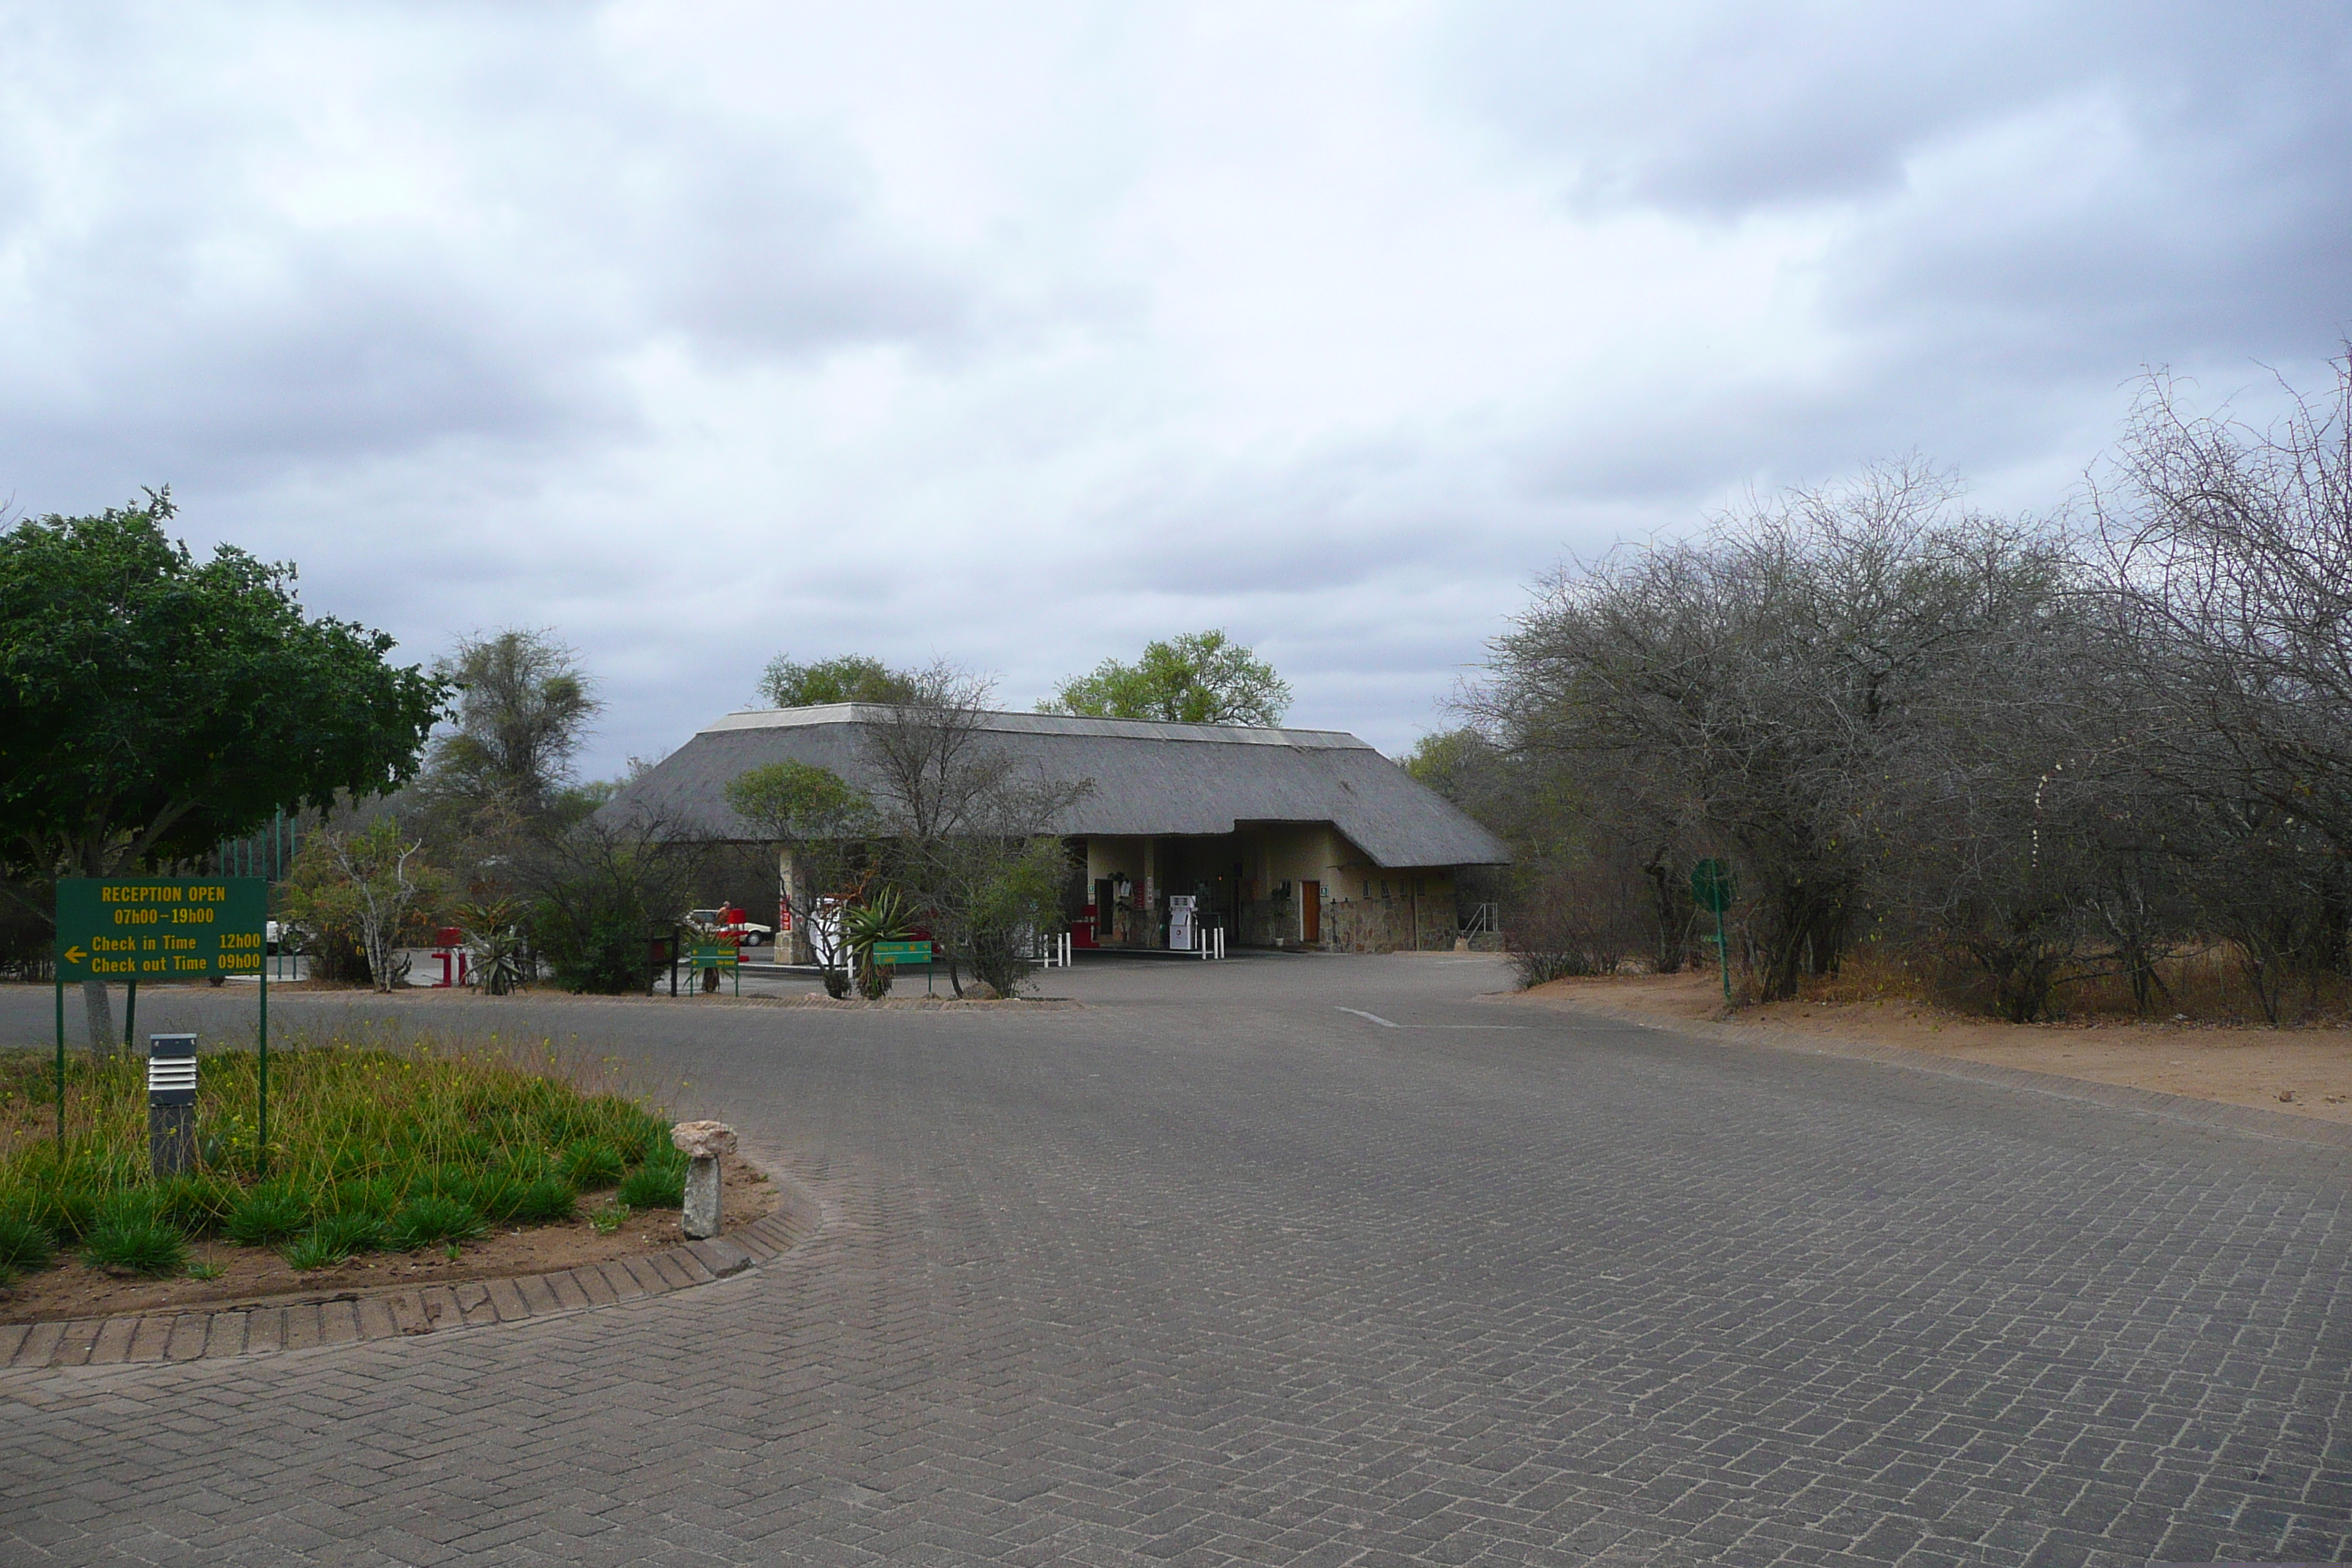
[686,908,773,947]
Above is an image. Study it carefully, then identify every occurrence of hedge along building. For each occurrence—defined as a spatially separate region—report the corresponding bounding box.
[609,704,1509,955]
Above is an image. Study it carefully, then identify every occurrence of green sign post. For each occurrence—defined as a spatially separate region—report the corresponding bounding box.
[870,940,934,995]
[53,878,271,1162]
[1689,859,1735,1008]
[689,941,740,996]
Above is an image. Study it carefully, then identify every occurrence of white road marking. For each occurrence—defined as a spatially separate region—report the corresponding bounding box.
[1336,1007,1526,1031]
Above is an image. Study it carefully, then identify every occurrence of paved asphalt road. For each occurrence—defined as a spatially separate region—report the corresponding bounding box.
[1,954,2346,1567]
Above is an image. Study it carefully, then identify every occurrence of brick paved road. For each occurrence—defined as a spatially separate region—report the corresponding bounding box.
[1,954,2347,1566]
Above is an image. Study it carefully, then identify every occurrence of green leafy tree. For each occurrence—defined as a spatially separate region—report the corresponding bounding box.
[723,759,876,997]
[931,834,1071,998]
[424,630,600,818]
[0,490,444,1042]
[757,654,919,709]
[511,795,717,995]
[723,761,875,845]
[1040,630,1291,725]
[278,818,450,992]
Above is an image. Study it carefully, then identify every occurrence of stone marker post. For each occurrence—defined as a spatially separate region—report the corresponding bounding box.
[671,1120,738,1239]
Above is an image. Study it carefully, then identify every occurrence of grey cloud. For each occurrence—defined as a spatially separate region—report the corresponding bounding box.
[1439,3,2351,221]
[1436,4,2352,521]
[4,4,2348,776]
[630,141,972,362]
[0,5,981,502]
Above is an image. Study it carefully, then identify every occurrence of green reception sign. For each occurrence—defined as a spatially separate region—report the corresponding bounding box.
[870,941,932,966]
[54,878,268,983]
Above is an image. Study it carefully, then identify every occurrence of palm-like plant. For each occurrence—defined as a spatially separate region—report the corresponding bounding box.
[457,897,527,995]
[843,888,913,1000]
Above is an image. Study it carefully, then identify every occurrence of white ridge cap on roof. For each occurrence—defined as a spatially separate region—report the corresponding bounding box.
[698,704,1373,749]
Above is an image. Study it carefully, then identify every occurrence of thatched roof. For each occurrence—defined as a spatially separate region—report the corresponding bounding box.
[603,705,1509,869]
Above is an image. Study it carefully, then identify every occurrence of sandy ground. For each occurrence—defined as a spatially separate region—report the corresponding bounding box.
[0,1156,775,1324]
[1512,971,2352,1126]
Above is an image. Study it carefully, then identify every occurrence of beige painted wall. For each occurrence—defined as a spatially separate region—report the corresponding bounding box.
[1208,823,1463,951]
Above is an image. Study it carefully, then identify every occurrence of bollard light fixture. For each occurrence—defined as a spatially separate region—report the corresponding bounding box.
[148,1033,197,1177]
[146,1033,197,1104]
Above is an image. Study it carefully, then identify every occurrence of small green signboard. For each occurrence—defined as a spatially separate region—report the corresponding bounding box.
[55,877,268,983]
[869,940,931,966]
[689,942,739,970]
[1688,859,1735,1006]
[1689,859,1735,915]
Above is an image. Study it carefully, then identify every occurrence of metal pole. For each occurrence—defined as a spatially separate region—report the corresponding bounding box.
[124,979,137,1050]
[257,950,270,1174]
[1716,905,1730,1007]
[53,975,64,1145]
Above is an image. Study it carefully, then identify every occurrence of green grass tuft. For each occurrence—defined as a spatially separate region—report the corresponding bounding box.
[559,1140,625,1190]
[385,1196,487,1251]
[154,1172,242,1235]
[94,1188,162,1230]
[414,1164,480,1206]
[83,1221,187,1276]
[617,1159,686,1210]
[470,1172,527,1223]
[324,1177,400,1221]
[0,1213,55,1270]
[312,1210,385,1257]
[225,1186,310,1245]
[281,1229,349,1271]
[32,1188,99,1244]
[512,1178,577,1223]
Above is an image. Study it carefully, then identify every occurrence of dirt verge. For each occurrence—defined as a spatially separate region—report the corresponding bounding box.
[1508,971,2352,1126]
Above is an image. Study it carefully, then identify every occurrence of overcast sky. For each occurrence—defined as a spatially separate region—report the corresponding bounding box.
[4,2,2348,775]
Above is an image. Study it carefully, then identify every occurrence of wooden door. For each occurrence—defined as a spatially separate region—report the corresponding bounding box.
[1302,880,1322,944]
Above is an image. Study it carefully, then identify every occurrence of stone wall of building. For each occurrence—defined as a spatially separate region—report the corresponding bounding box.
[1324,894,1456,953]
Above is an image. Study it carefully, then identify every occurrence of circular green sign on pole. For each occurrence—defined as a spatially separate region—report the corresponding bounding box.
[1691,857,1736,1007]
[1689,858,1735,913]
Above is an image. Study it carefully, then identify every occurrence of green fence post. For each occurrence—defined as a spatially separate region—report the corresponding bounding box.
[1690,859,1736,1009]
[53,975,64,1145]
[257,955,269,1175]
[1716,905,1730,1007]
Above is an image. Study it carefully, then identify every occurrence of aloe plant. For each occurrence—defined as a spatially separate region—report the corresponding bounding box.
[457,897,527,994]
[844,889,913,1000]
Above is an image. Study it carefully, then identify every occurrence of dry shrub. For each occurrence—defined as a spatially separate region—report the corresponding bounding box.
[1878,939,2352,1026]
[2043,943,2352,1025]
[1504,862,1649,989]
[1782,945,1929,1007]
